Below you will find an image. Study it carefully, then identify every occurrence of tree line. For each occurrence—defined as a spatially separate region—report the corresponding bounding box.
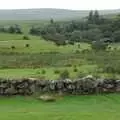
[0,24,22,34]
[29,10,120,46]
[1,10,120,47]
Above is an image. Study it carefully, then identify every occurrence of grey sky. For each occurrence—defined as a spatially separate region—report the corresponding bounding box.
[0,0,119,10]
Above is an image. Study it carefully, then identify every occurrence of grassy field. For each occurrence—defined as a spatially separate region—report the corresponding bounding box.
[0,20,120,120]
[0,33,90,53]
[0,20,119,79]
[0,65,97,79]
[0,94,120,120]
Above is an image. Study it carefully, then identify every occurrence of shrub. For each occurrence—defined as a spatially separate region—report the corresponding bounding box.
[91,40,108,51]
[25,44,30,48]
[23,35,30,40]
[11,46,15,49]
[41,69,46,74]
[68,41,74,45]
[73,67,78,72]
[54,70,60,74]
[59,70,70,79]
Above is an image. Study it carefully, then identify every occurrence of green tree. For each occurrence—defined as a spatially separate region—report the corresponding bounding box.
[50,18,54,24]
[88,10,94,23]
[82,28,103,41]
[112,30,120,42]
[91,40,108,51]
[94,10,100,24]
[8,26,16,33]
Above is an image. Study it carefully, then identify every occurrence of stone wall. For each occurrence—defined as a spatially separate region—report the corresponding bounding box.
[0,76,120,95]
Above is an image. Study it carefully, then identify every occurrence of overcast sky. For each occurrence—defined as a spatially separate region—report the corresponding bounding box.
[0,0,119,10]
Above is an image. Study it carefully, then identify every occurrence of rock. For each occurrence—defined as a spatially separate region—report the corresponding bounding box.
[115,80,120,92]
[49,80,56,90]
[29,84,36,93]
[84,75,94,79]
[5,86,16,95]
[38,95,56,102]
[56,81,64,89]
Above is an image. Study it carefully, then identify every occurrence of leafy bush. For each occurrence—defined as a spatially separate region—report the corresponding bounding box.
[68,41,74,45]
[25,44,30,48]
[41,69,46,74]
[59,70,70,79]
[11,46,15,49]
[91,40,108,51]
[23,35,30,40]
[54,70,60,74]
[73,67,78,72]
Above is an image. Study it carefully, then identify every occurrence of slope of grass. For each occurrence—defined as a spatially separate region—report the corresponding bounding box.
[0,94,120,120]
[0,65,97,79]
[0,35,90,53]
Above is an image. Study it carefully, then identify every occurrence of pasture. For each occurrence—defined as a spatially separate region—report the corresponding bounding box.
[0,31,119,79]
[0,33,90,53]
[0,20,120,120]
[0,94,120,120]
[0,65,97,79]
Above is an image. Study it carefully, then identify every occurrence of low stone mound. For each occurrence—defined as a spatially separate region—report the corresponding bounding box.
[38,95,56,102]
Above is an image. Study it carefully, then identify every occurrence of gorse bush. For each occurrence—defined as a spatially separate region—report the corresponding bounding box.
[54,70,60,74]
[23,35,30,40]
[25,44,30,48]
[11,46,16,49]
[59,70,70,79]
[41,69,46,74]
[91,40,108,51]
[73,67,78,72]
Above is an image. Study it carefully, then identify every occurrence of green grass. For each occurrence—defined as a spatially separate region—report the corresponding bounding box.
[0,21,120,120]
[0,65,97,79]
[0,21,120,79]
[0,66,119,79]
[0,94,120,120]
[0,34,90,53]
[0,33,24,41]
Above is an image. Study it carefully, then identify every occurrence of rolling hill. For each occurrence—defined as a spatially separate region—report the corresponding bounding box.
[0,8,120,20]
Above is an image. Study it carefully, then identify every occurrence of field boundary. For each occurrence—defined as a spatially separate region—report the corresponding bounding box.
[0,76,120,95]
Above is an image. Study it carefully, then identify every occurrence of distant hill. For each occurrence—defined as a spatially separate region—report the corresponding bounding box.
[0,8,120,20]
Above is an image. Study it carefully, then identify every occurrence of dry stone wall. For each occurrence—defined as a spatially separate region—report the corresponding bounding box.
[0,76,120,95]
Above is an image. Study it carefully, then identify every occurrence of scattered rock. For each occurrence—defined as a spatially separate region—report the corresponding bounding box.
[38,95,56,102]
